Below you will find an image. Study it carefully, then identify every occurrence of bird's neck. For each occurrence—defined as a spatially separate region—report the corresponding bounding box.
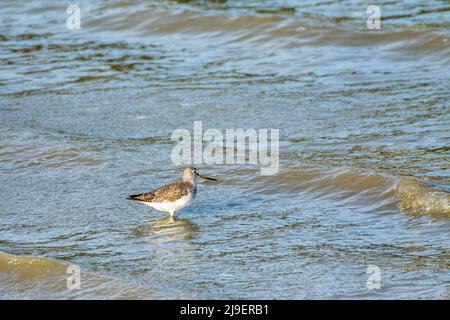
[182,177,196,185]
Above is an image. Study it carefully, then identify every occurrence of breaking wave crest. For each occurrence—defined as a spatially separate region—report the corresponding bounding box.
[396,178,450,218]
[247,166,449,218]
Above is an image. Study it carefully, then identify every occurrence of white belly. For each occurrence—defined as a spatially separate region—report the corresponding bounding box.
[144,194,194,215]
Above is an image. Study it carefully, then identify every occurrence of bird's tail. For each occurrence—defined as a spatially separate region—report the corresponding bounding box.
[127,194,142,200]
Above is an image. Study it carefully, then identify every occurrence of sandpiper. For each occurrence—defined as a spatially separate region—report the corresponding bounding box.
[128,167,217,216]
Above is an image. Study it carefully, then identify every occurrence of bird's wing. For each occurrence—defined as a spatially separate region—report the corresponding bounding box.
[128,181,190,203]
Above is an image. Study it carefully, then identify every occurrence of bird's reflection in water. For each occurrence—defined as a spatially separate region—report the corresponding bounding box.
[134,216,198,243]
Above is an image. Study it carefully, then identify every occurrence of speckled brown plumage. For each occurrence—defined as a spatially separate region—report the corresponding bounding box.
[128,180,196,203]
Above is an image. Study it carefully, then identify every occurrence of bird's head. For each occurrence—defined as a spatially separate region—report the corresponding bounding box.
[183,167,217,182]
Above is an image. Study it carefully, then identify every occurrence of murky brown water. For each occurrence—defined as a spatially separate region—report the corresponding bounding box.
[0,0,449,299]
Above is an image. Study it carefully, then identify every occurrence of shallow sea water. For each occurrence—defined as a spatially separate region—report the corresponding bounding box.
[0,0,449,299]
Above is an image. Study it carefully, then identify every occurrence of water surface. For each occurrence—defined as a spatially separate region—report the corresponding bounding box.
[0,0,449,299]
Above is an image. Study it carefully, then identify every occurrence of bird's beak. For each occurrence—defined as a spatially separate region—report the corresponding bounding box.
[197,174,218,181]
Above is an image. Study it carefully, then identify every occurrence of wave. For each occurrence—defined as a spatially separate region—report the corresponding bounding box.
[396,178,450,218]
[245,166,449,218]
[86,9,449,57]
[0,251,158,299]
[2,1,448,58]
[79,2,450,59]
